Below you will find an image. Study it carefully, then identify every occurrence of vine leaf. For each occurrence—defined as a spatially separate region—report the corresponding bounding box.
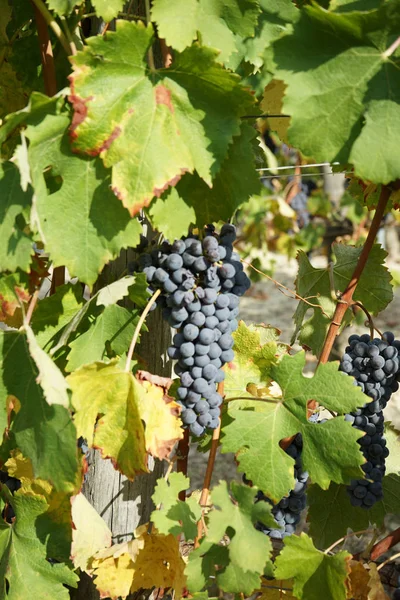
[292,243,393,356]
[0,162,33,272]
[0,488,78,598]
[186,482,275,594]
[4,449,79,562]
[261,79,289,141]
[349,100,400,185]
[151,0,260,61]
[272,1,400,183]
[224,321,285,399]
[148,187,196,241]
[89,525,186,599]
[71,493,112,571]
[154,123,260,232]
[47,0,83,15]
[177,122,260,225]
[346,560,390,600]
[30,283,84,351]
[255,581,296,599]
[89,0,123,21]
[274,533,351,600]
[25,323,70,408]
[65,304,140,372]
[151,472,201,540]
[0,331,80,492]
[0,272,30,325]
[67,360,148,479]
[307,426,400,549]
[221,351,367,502]
[135,373,183,459]
[50,274,148,356]
[69,20,255,215]
[24,111,141,287]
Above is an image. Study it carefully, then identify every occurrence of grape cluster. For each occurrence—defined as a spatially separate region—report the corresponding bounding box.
[340,332,400,509]
[289,181,316,229]
[136,225,250,436]
[256,434,308,539]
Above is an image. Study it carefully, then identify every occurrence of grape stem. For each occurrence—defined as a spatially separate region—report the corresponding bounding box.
[25,290,40,326]
[125,289,161,372]
[352,301,383,339]
[195,381,225,546]
[318,184,391,366]
[31,0,72,56]
[242,260,330,318]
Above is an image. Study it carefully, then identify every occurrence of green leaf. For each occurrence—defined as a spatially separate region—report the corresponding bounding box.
[186,482,274,594]
[65,304,140,372]
[0,161,33,272]
[25,324,70,408]
[148,188,196,240]
[50,275,148,355]
[274,533,351,600]
[0,331,79,492]
[0,489,78,599]
[30,283,84,350]
[67,360,147,479]
[221,351,368,502]
[307,426,400,548]
[307,473,400,550]
[151,472,202,540]
[350,100,400,185]
[69,21,255,215]
[163,123,261,228]
[292,243,393,356]
[47,0,83,15]
[152,0,260,61]
[25,111,141,287]
[224,321,284,399]
[89,0,123,21]
[272,1,400,182]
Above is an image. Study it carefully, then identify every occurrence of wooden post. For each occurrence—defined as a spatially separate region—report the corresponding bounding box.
[74,248,171,599]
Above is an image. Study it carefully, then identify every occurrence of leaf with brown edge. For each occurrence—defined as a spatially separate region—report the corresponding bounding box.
[136,371,183,460]
[346,560,371,600]
[0,273,30,325]
[68,360,148,480]
[68,20,255,216]
[367,564,390,600]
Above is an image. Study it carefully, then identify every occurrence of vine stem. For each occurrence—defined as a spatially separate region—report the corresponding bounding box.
[144,0,155,71]
[125,289,161,372]
[25,290,40,326]
[30,0,71,55]
[383,36,400,58]
[241,260,330,318]
[352,301,382,339]
[324,528,374,554]
[318,185,391,365]
[31,2,57,96]
[376,550,400,571]
[177,430,190,501]
[370,526,400,561]
[195,381,225,545]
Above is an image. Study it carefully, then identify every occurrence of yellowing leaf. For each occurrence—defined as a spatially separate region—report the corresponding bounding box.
[130,531,186,595]
[90,527,186,599]
[71,493,112,571]
[346,560,370,600]
[367,563,390,600]
[261,80,289,142]
[68,360,147,480]
[136,372,183,459]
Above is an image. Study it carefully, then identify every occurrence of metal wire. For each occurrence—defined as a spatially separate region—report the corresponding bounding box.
[257,161,340,172]
[260,171,351,180]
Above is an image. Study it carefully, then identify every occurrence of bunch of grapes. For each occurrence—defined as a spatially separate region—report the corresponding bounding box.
[136,224,250,436]
[340,332,400,509]
[256,434,308,539]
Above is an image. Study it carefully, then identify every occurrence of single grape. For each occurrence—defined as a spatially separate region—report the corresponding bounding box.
[203,364,218,381]
[192,378,208,394]
[194,354,210,367]
[195,400,209,415]
[181,408,197,425]
[183,324,199,341]
[221,349,234,363]
[190,421,205,436]
[199,328,215,345]
[219,333,234,351]
[190,311,206,327]
[180,342,195,358]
